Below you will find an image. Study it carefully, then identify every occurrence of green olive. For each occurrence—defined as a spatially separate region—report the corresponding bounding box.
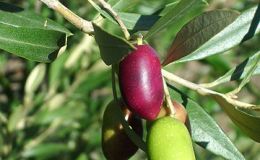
[147,116,195,160]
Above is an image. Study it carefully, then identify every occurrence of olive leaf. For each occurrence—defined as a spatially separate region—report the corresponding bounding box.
[93,23,135,65]
[212,95,260,143]
[164,69,260,143]
[174,6,260,63]
[88,0,159,31]
[22,143,69,158]
[168,86,245,160]
[162,10,239,66]
[201,51,260,88]
[145,0,207,39]
[0,2,71,62]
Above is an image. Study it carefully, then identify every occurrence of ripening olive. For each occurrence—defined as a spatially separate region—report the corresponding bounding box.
[119,44,164,120]
[147,101,191,133]
[147,116,195,160]
[102,100,143,160]
[158,101,190,131]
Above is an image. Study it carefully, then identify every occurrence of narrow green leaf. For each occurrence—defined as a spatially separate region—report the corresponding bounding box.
[22,143,69,158]
[168,86,245,160]
[0,2,71,62]
[234,52,260,92]
[175,6,260,63]
[25,63,46,95]
[49,52,69,91]
[202,51,260,88]
[31,104,85,125]
[74,70,110,94]
[76,154,88,160]
[157,1,181,16]
[145,0,207,39]
[213,95,260,143]
[255,66,260,75]
[107,0,122,7]
[0,23,66,62]
[110,0,140,11]
[118,12,160,31]
[93,23,135,65]
[162,10,239,66]
[88,0,115,22]
[7,105,24,132]
[0,3,71,34]
[88,0,159,30]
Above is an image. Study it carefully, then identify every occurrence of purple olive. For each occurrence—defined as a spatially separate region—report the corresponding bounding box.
[119,44,164,120]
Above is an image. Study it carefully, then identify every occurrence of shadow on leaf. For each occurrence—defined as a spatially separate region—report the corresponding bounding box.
[230,58,249,81]
[0,2,24,12]
[241,4,260,43]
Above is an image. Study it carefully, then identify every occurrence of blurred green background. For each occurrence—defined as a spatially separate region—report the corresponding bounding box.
[0,0,259,159]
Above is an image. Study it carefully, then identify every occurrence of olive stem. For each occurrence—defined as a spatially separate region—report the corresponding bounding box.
[40,0,94,34]
[95,0,130,40]
[161,69,260,110]
[41,0,130,39]
[162,77,175,116]
[117,108,147,152]
[111,67,147,152]
[111,65,118,101]
[137,33,144,45]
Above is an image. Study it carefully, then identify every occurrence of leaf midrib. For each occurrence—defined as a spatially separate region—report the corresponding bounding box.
[0,36,57,50]
[0,10,46,28]
[193,111,243,159]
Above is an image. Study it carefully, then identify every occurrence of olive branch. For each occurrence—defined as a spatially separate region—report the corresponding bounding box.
[40,0,260,152]
[41,0,259,111]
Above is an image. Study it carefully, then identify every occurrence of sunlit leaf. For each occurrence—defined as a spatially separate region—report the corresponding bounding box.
[162,10,239,66]
[0,3,71,34]
[174,6,260,63]
[0,2,71,62]
[168,86,245,160]
[202,51,260,88]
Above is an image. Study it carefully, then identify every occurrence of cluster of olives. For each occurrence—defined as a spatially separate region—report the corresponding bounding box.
[102,44,195,160]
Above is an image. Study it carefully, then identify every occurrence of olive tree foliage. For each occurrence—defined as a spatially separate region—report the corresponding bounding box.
[0,0,259,160]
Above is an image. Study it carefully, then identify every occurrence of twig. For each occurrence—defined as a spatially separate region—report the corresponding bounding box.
[111,66,146,152]
[24,119,61,149]
[161,69,260,111]
[161,69,216,96]
[137,33,143,45]
[40,0,94,34]
[111,65,118,101]
[96,0,130,40]
[34,0,43,13]
[118,106,147,152]
[162,77,175,116]
[65,34,94,69]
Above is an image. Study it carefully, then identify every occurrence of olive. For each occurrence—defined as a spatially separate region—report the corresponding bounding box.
[119,44,164,120]
[147,116,195,160]
[102,100,143,160]
[158,101,190,131]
